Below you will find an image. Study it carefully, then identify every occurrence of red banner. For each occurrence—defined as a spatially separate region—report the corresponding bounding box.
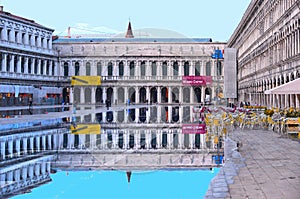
[182,124,206,134]
[182,76,212,86]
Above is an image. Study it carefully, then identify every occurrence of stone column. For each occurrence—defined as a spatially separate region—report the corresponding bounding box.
[28,165,34,179]
[53,61,58,76]
[30,58,35,74]
[102,87,107,103]
[29,137,34,154]
[179,86,183,104]
[34,164,40,177]
[157,87,161,103]
[24,57,29,74]
[46,161,51,174]
[14,169,20,183]
[9,27,15,42]
[1,22,7,41]
[178,131,183,149]
[22,138,27,155]
[201,87,206,103]
[190,134,194,149]
[21,167,27,182]
[80,87,85,104]
[6,171,13,184]
[124,131,128,149]
[47,135,52,150]
[1,53,7,72]
[9,54,14,73]
[35,137,40,152]
[37,59,41,75]
[0,173,5,188]
[135,86,139,104]
[124,87,128,105]
[113,87,118,105]
[168,132,173,149]
[41,136,46,151]
[15,139,20,157]
[190,87,194,104]
[168,105,172,123]
[146,131,150,149]
[91,87,96,104]
[146,87,150,104]
[112,132,117,149]
[0,141,5,160]
[8,140,13,158]
[43,60,47,75]
[135,108,140,123]
[157,106,162,123]
[41,161,46,176]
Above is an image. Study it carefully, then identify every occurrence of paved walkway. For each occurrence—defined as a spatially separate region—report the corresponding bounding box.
[206,128,300,199]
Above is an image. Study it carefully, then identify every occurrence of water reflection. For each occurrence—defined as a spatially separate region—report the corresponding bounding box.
[12,169,219,199]
[1,104,225,198]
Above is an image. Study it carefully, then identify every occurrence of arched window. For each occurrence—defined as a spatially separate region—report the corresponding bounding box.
[28,58,32,73]
[141,61,146,77]
[52,61,55,75]
[129,61,135,77]
[173,62,178,76]
[108,62,113,76]
[63,62,69,77]
[119,61,124,76]
[195,61,200,76]
[86,62,91,76]
[75,62,80,76]
[162,61,168,77]
[151,62,156,76]
[217,61,222,76]
[206,62,211,76]
[184,62,189,76]
[46,60,50,75]
[97,62,101,76]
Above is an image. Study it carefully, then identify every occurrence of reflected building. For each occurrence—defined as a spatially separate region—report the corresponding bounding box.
[227,0,300,108]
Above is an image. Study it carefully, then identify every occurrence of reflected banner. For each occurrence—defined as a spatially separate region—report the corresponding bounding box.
[70,124,101,134]
[182,124,206,134]
[71,76,101,86]
[182,76,212,86]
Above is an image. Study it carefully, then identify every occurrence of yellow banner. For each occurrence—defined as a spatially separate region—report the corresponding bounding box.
[71,76,101,86]
[70,124,101,134]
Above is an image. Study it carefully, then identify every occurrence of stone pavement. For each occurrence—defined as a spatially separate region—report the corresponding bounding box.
[206,128,300,199]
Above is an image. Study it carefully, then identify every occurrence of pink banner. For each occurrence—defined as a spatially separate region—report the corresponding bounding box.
[182,124,206,134]
[182,76,212,86]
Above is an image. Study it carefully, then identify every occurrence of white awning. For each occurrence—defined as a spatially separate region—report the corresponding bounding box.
[0,85,34,93]
[264,78,300,94]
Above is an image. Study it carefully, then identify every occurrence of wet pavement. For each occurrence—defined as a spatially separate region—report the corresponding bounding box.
[206,128,300,199]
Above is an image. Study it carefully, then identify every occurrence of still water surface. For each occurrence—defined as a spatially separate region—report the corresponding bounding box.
[13,169,219,199]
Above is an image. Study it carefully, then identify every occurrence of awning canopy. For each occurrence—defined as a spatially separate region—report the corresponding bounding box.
[264,78,300,94]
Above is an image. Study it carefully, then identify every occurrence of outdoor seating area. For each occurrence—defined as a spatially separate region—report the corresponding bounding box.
[194,106,300,140]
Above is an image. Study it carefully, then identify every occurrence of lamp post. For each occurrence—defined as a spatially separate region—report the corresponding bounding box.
[211,49,223,106]
[211,49,224,165]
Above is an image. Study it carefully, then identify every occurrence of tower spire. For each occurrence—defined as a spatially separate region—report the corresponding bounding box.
[125,21,134,38]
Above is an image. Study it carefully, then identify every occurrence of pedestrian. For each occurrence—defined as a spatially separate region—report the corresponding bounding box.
[28,97,33,109]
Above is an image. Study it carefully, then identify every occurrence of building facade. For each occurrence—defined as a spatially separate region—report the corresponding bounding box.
[227,0,300,108]
[0,7,68,111]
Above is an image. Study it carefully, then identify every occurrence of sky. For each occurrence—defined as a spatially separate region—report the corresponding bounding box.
[2,0,251,42]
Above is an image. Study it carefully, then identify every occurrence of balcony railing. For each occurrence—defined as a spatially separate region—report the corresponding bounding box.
[0,71,70,82]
